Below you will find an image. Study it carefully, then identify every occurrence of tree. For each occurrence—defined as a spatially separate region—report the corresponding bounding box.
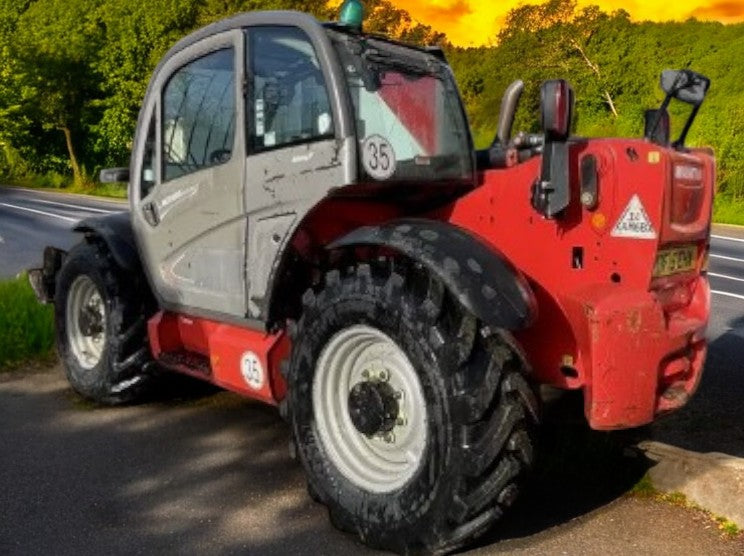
[11,0,105,186]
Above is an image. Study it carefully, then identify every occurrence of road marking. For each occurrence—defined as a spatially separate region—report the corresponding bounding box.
[711,234,744,244]
[708,272,744,284]
[32,198,118,214]
[0,202,77,223]
[710,254,744,264]
[712,290,744,302]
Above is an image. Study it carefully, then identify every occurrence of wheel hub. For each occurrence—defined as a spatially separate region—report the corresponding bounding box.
[313,325,428,493]
[78,304,104,336]
[66,275,107,370]
[348,379,400,436]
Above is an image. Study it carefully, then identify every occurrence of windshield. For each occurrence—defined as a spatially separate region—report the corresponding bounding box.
[331,34,474,185]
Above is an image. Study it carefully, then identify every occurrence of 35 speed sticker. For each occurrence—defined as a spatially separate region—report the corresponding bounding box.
[240,351,264,391]
[362,135,396,180]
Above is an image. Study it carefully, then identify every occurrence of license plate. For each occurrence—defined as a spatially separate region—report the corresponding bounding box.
[653,245,697,278]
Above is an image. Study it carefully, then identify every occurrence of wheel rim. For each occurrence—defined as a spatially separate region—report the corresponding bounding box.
[66,275,107,370]
[313,325,428,493]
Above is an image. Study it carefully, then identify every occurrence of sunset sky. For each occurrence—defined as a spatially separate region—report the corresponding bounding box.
[390,0,744,47]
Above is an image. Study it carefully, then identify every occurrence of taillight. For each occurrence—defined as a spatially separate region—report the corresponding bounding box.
[671,161,705,226]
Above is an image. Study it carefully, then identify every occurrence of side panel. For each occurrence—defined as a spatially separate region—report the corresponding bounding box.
[244,138,352,318]
[148,311,289,405]
[242,23,357,319]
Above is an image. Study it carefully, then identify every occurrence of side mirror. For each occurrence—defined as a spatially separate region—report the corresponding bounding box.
[532,79,575,219]
[644,108,670,145]
[661,69,710,107]
[540,79,574,140]
[100,167,130,183]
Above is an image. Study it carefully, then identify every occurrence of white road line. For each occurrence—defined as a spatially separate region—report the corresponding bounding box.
[710,254,744,264]
[0,202,77,223]
[32,198,118,214]
[711,234,744,244]
[708,272,744,284]
[712,290,744,302]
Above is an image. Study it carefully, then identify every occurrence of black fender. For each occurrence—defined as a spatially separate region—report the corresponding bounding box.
[28,212,140,304]
[328,218,537,330]
[73,211,141,272]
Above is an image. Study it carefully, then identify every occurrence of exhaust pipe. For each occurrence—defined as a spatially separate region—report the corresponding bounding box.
[496,80,524,146]
[477,80,526,170]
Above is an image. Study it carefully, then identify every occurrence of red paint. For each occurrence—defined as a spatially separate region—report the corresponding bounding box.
[148,312,288,405]
[437,139,713,429]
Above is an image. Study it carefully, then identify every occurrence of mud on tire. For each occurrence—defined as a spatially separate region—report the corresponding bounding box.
[55,241,153,404]
[287,261,539,554]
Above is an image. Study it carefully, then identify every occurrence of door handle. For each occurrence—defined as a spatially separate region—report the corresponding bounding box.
[142,201,160,226]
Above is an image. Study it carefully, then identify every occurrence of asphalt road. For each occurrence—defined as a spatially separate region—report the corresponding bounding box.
[1,187,743,553]
[1,368,742,556]
[0,187,125,279]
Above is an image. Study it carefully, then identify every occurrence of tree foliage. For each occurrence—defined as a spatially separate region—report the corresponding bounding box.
[0,0,741,197]
[447,0,744,197]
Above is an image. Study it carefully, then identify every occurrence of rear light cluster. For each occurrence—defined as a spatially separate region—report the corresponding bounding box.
[670,161,705,226]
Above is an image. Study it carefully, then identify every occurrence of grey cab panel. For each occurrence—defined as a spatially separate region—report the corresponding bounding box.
[243,25,353,318]
[129,12,356,323]
[130,30,247,317]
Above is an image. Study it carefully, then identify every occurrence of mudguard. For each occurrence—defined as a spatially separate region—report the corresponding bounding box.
[74,211,141,272]
[328,219,537,330]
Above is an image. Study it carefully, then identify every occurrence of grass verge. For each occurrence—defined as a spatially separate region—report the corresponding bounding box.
[630,473,742,538]
[3,174,127,199]
[0,274,55,370]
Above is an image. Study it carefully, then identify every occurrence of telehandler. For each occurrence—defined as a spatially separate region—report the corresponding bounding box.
[30,3,714,552]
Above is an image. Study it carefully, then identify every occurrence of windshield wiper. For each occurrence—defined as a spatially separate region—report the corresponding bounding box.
[362,48,443,78]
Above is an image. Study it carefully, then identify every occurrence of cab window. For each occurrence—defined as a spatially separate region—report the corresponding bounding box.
[162,48,236,181]
[248,27,333,151]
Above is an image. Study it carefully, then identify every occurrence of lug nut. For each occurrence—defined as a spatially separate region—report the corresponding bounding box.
[378,369,389,382]
[361,369,370,379]
[383,432,396,444]
[396,416,407,427]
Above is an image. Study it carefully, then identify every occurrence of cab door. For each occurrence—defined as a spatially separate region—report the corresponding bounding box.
[130,30,247,318]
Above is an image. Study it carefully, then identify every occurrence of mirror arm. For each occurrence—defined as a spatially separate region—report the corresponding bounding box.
[646,93,673,142]
[673,103,701,149]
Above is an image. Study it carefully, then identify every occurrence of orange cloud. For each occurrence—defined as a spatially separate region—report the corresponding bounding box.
[390,1,744,47]
[693,1,744,21]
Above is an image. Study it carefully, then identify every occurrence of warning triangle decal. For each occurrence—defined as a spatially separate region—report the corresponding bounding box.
[611,194,657,239]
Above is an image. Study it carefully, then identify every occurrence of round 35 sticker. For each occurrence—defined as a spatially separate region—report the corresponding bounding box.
[240,351,264,391]
[362,135,396,180]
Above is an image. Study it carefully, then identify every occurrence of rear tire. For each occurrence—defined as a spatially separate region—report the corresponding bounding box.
[288,262,539,553]
[55,241,153,404]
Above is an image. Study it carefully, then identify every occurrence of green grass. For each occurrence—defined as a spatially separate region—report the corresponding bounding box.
[0,274,55,370]
[4,173,128,200]
[713,195,744,226]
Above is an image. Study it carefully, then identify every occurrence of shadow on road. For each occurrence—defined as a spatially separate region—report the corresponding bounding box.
[650,313,744,458]
[475,394,651,548]
[0,369,654,556]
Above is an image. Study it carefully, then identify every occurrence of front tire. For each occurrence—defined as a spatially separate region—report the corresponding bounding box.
[55,241,153,404]
[288,262,539,553]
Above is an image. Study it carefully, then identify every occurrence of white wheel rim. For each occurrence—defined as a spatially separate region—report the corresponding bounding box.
[313,325,428,493]
[66,275,107,370]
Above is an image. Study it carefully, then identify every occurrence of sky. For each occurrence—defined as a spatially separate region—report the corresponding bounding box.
[391,0,744,47]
